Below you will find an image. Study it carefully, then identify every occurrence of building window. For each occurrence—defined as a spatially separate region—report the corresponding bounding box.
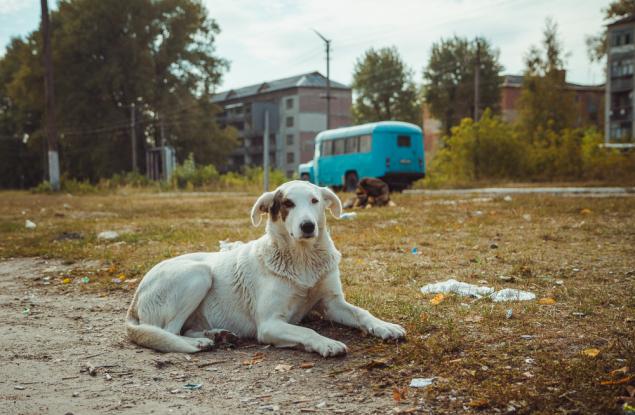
[286,98,293,109]
[286,134,294,146]
[287,152,295,163]
[286,116,294,127]
[626,32,632,45]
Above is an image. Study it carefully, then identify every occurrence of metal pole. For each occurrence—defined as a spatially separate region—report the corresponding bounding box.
[263,110,270,192]
[474,40,481,121]
[314,30,331,129]
[40,0,60,191]
[130,103,137,172]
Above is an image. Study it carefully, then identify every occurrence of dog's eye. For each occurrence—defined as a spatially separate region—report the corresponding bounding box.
[311,198,319,204]
[283,200,295,208]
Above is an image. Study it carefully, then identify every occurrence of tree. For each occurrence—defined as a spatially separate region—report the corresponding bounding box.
[0,0,236,186]
[586,0,634,62]
[517,18,577,143]
[351,47,420,125]
[423,36,502,134]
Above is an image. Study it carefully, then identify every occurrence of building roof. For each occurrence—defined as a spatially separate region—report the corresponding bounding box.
[607,14,635,28]
[501,74,604,91]
[212,71,349,102]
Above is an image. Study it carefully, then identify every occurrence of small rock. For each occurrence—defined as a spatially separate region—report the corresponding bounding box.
[503,195,512,202]
[316,401,326,408]
[105,373,112,381]
[72,392,79,397]
[25,220,37,229]
[14,385,25,390]
[522,214,532,222]
[555,279,564,285]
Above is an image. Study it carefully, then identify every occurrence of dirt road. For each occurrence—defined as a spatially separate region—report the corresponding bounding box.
[0,258,409,415]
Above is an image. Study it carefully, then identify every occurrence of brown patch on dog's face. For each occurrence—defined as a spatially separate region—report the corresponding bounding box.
[269,190,295,222]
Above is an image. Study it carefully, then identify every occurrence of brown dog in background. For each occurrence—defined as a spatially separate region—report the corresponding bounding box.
[343,177,395,209]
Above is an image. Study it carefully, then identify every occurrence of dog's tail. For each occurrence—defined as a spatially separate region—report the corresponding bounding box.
[125,291,200,353]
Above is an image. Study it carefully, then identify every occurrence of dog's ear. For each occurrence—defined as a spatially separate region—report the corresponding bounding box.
[320,186,342,219]
[250,191,275,226]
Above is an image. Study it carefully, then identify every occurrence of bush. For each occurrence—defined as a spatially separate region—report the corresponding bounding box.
[172,153,220,189]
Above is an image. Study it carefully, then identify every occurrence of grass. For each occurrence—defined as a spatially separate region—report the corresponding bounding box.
[1,189,634,414]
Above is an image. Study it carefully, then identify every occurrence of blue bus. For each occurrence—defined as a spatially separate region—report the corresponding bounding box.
[298,121,425,191]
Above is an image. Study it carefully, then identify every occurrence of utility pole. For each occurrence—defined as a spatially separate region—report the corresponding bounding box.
[40,0,60,190]
[130,103,137,172]
[474,40,481,121]
[263,110,270,192]
[314,30,331,129]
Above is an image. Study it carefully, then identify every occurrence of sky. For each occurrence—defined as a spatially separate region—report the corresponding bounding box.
[0,0,609,92]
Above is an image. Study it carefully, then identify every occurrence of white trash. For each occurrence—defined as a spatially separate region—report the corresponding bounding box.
[409,378,435,388]
[420,278,494,298]
[339,212,357,220]
[219,240,244,252]
[97,230,119,240]
[503,195,513,202]
[490,288,536,302]
[25,220,36,229]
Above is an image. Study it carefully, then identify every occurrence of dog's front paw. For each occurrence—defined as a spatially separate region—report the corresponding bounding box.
[368,321,406,340]
[306,338,348,357]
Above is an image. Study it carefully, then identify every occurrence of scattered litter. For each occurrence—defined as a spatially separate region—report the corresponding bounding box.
[62,278,72,284]
[582,348,601,358]
[22,307,30,316]
[522,214,532,222]
[299,362,315,369]
[183,383,202,390]
[411,247,419,255]
[506,309,513,319]
[274,364,293,372]
[72,392,79,397]
[219,240,244,252]
[473,210,484,217]
[430,293,445,305]
[521,335,534,340]
[111,278,122,285]
[97,230,119,241]
[259,404,280,411]
[105,373,112,381]
[409,378,434,388]
[490,289,536,302]
[339,212,357,220]
[498,275,515,282]
[25,220,37,229]
[538,297,557,305]
[555,279,564,285]
[84,362,97,376]
[580,208,592,215]
[420,279,494,299]
[392,386,408,402]
[316,401,326,409]
[524,358,535,364]
[572,312,586,317]
[81,277,90,284]
[63,203,71,209]
[14,385,25,390]
[503,195,513,202]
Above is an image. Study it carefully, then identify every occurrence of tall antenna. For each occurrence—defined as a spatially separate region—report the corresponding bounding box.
[313,30,331,129]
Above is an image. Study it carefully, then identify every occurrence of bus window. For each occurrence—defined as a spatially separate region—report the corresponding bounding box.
[322,141,333,156]
[345,136,359,153]
[397,135,411,147]
[359,135,372,153]
[334,138,346,155]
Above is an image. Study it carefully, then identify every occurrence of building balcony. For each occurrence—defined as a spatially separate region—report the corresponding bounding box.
[610,77,634,92]
[610,106,633,121]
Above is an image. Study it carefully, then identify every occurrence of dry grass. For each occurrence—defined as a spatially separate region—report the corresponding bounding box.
[1,189,634,414]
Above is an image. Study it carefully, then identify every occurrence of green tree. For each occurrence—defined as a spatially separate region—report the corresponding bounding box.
[586,0,635,62]
[0,0,236,186]
[517,19,577,143]
[423,36,502,134]
[351,46,420,125]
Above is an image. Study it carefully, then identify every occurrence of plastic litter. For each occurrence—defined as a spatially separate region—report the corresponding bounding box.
[490,288,536,302]
[81,277,90,284]
[25,220,36,229]
[22,307,30,316]
[219,240,244,252]
[97,230,119,240]
[409,377,435,388]
[506,309,513,319]
[411,247,419,255]
[503,195,513,202]
[420,279,494,299]
[183,383,202,390]
[339,212,357,220]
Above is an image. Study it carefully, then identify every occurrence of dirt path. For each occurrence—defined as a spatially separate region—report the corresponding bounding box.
[0,258,413,415]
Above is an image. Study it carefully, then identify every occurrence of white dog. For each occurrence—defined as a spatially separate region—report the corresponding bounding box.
[126,181,405,357]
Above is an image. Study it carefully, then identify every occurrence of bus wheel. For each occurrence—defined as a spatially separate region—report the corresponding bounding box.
[300,173,310,181]
[345,172,358,192]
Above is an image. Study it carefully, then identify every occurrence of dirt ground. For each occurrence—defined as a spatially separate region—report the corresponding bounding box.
[0,190,634,414]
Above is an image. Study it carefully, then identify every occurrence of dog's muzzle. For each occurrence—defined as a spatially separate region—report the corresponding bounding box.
[299,221,316,238]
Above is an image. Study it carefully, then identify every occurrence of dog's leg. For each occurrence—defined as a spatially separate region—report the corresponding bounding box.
[319,275,406,340]
[257,319,347,357]
[184,329,239,346]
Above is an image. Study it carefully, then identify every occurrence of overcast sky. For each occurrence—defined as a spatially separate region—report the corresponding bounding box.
[0,0,609,92]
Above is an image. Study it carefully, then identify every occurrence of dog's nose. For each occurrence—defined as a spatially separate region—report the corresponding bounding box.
[300,221,315,235]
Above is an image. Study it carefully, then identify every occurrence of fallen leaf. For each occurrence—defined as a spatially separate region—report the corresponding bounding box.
[117,273,126,281]
[430,293,445,305]
[242,352,265,366]
[62,278,72,284]
[609,366,629,377]
[299,362,315,369]
[274,364,293,372]
[468,398,489,408]
[601,375,635,385]
[538,297,557,305]
[362,358,390,370]
[582,348,601,358]
[392,386,407,402]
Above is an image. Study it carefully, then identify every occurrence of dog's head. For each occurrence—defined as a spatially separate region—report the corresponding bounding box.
[250,181,342,241]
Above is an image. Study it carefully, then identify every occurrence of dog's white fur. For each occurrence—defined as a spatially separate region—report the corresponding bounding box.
[126,181,405,357]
